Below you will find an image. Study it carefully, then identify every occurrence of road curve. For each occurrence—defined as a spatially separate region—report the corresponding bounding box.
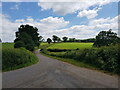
[3,49,118,88]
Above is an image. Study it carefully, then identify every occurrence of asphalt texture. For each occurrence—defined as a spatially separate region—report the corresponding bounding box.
[2,49,118,88]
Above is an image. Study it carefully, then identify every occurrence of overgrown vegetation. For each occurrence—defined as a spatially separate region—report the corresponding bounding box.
[40,42,119,74]
[2,43,38,71]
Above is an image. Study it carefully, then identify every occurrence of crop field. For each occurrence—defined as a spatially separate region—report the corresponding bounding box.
[47,43,93,49]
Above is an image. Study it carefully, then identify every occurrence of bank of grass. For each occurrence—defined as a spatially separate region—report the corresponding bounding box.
[40,43,120,75]
[2,43,39,72]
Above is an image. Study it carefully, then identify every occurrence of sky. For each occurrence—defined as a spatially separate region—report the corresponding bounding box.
[0,0,120,42]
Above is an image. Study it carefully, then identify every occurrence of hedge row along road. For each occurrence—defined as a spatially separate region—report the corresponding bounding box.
[3,49,118,88]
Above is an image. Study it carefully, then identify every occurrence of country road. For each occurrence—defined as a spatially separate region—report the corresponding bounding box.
[3,49,118,88]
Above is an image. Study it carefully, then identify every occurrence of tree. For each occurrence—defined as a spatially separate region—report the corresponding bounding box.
[47,38,52,44]
[14,24,41,51]
[68,38,75,42]
[0,38,2,42]
[62,37,68,42]
[93,29,119,47]
[57,38,61,42]
[14,41,25,48]
[52,35,58,43]
[38,36,44,47]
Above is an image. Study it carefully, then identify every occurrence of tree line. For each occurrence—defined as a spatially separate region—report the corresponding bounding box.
[14,24,120,51]
[47,36,96,44]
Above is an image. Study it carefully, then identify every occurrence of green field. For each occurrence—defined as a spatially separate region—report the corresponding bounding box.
[47,43,93,49]
[40,42,48,46]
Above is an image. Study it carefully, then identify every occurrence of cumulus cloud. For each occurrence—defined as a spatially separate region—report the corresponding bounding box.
[1,14,20,42]
[89,15,119,32]
[1,13,119,42]
[38,0,119,15]
[77,8,101,19]
[1,15,69,42]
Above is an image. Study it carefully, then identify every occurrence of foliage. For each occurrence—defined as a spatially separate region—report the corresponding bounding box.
[0,38,2,42]
[14,24,41,51]
[2,43,38,71]
[62,37,68,42]
[68,38,75,42]
[93,29,119,47]
[57,37,61,42]
[47,38,52,44]
[52,35,59,43]
[14,41,25,48]
[41,43,120,74]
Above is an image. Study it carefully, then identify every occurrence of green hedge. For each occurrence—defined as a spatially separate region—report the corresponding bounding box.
[41,44,120,74]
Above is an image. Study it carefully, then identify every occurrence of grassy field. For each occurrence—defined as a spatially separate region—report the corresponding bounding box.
[40,42,48,46]
[2,43,38,72]
[47,43,93,49]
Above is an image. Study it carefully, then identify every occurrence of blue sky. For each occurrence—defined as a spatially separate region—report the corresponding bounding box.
[1,1,119,42]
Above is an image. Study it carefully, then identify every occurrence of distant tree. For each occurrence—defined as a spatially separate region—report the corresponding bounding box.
[93,29,119,47]
[14,24,41,51]
[68,38,75,42]
[47,38,52,44]
[38,36,44,47]
[57,38,61,42]
[0,38,2,42]
[62,37,68,42]
[52,35,58,43]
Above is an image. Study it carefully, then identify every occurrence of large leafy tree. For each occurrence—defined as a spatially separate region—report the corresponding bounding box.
[14,24,41,51]
[93,29,119,47]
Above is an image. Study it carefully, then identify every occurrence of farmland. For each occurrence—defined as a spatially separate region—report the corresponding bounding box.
[2,43,38,72]
[47,43,93,49]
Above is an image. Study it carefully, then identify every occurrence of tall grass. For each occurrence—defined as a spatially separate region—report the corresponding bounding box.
[2,43,38,72]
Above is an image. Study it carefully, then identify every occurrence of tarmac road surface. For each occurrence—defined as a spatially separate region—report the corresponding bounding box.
[2,49,118,88]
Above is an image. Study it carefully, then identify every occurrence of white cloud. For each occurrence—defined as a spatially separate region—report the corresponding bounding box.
[1,13,119,42]
[89,15,119,32]
[38,0,119,15]
[1,14,20,42]
[77,8,101,19]
[40,17,69,29]
[1,15,69,42]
